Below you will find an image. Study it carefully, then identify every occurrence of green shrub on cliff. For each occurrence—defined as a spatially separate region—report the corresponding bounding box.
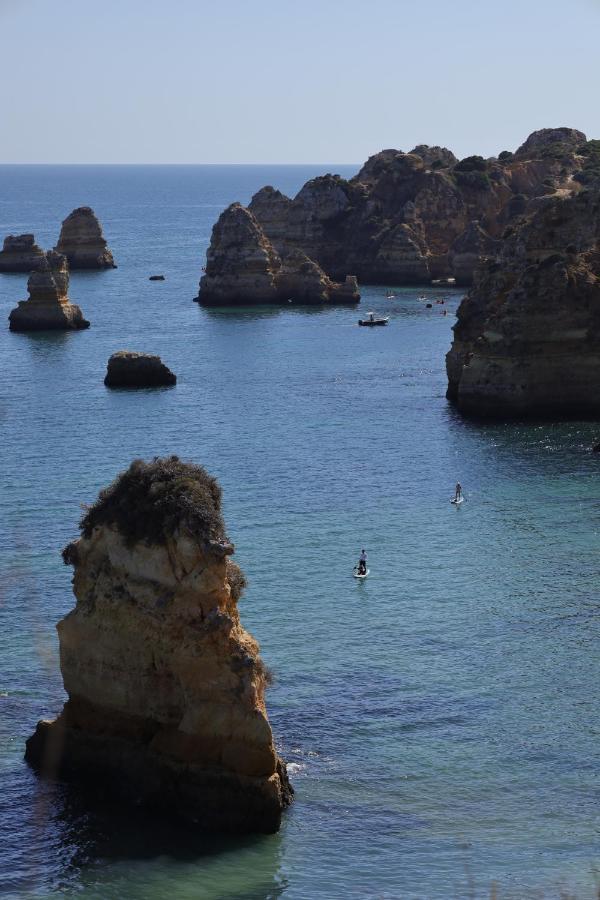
[79,456,226,546]
[454,170,491,191]
[454,155,488,172]
[574,139,600,184]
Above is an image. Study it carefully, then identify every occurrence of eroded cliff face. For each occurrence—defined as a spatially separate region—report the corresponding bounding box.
[25,457,292,833]
[8,251,89,331]
[55,207,116,269]
[446,187,600,418]
[0,234,45,272]
[197,203,359,305]
[231,128,593,287]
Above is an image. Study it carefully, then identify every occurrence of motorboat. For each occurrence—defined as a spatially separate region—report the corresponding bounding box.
[359,312,389,327]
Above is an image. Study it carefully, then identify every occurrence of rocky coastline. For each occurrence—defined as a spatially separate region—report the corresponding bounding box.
[198,128,591,304]
[196,203,359,306]
[446,181,600,418]
[25,457,293,833]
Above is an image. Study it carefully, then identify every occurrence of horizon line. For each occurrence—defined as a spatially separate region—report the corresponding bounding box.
[0,161,362,168]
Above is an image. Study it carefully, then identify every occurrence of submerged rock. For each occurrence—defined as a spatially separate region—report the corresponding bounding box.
[8,251,89,332]
[55,207,116,269]
[197,203,359,305]
[0,234,45,272]
[446,186,600,418]
[104,351,177,387]
[25,456,293,833]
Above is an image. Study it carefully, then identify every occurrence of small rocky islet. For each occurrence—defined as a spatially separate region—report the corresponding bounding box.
[8,251,89,332]
[25,457,293,833]
[104,350,177,387]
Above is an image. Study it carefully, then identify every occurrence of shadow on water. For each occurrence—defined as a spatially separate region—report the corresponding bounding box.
[20,777,288,899]
[197,302,354,322]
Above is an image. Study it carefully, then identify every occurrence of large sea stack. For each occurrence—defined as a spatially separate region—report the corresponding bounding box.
[8,252,89,332]
[55,207,116,269]
[197,202,359,305]
[209,127,592,287]
[0,234,45,272]
[446,184,600,418]
[25,457,293,833]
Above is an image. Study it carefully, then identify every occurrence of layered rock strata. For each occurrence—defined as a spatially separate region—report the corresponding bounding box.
[55,207,116,269]
[197,203,359,305]
[0,234,45,272]
[104,351,177,387]
[8,252,89,331]
[209,128,593,287]
[25,457,292,833]
[446,186,600,418]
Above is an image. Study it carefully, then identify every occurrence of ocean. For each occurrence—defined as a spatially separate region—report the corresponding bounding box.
[0,165,599,899]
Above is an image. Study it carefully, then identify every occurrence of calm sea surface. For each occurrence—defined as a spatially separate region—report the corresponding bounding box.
[0,165,599,899]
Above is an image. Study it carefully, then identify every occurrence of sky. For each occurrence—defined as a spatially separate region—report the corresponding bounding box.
[1,0,599,164]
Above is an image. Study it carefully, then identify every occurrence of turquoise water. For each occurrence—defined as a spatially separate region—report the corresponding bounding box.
[1,166,599,899]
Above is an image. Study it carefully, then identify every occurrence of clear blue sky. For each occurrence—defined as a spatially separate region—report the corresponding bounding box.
[1,0,598,163]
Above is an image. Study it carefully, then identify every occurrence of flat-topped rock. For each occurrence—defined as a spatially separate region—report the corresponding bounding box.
[104,351,176,387]
[0,234,46,273]
[8,251,89,332]
[55,207,116,269]
[25,456,293,832]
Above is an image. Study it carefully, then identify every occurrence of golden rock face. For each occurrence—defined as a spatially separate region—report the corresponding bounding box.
[26,458,292,833]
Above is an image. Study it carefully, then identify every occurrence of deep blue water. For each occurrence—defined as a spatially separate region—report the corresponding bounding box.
[1,165,599,899]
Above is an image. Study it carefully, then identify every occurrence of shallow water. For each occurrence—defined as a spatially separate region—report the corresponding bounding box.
[1,165,599,899]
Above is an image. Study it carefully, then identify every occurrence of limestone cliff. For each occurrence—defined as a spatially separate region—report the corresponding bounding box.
[228,127,594,287]
[25,457,292,833]
[197,203,359,305]
[8,252,89,331]
[55,207,116,269]
[0,234,45,272]
[446,186,600,418]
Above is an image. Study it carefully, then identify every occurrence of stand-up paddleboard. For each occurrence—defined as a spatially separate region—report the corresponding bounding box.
[450,496,464,505]
[353,568,370,579]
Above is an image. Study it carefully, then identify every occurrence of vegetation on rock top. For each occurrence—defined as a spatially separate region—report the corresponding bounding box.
[79,456,226,547]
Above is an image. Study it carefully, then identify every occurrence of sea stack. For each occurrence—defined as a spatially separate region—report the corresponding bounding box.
[25,457,293,833]
[197,202,360,305]
[446,185,600,418]
[104,350,177,387]
[8,252,90,332]
[55,207,116,269]
[0,234,46,272]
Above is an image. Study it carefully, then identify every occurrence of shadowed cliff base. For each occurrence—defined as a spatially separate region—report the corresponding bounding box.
[446,184,600,420]
[25,456,293,834]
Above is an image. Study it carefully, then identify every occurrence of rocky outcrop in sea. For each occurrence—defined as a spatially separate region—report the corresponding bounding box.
[8,252,90,331]
[0,234,46,272]
[104,351,177,387]
[446,184,600,418]
[25,457,293,832]
[210,128,593,288]
[196,203,359,305]
[55,207,116,269]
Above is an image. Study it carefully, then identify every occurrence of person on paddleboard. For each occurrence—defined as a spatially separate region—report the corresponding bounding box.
[358,549,367,575]
[454,482,462,502]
